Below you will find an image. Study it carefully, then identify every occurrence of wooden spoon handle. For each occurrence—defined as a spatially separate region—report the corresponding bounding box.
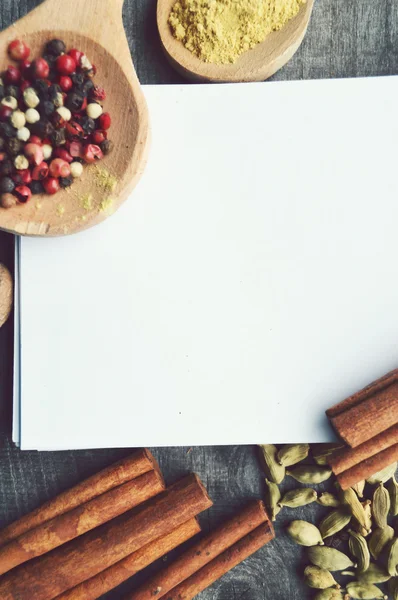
[8,0,126,44]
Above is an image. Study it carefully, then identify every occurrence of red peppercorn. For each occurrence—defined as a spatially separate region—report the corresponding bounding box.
[54,148,73,163]
[91,130,107,145]
[65,121,84,140]
[0,106,13,122]
[14,185,31,203]
[32,162,49,181]
[98,112,111,131]
[24,143,44,166]
[19,80,31,92]
[16,169,32,185]
[68,49,83,66]
[68,141,83,158]
[20,59,31,74]
[5,65,21,84]
[56,54,77,75]
[49,158,71,178]
[58,75,73,92]
[29,135,42,146]
[83,144,103,164]
[92,85,106,102]
[31,58,50,79]
[80,97,88,112]
[8,40,30,61]
[42,177,60,195]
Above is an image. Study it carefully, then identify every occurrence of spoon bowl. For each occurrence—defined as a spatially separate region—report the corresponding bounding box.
[157,0,315,83]
[0,0,150,236]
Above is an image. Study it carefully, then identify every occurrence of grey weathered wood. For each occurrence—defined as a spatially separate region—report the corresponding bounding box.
[0,1,397,598]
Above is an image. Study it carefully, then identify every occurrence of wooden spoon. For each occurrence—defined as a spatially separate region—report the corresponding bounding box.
[157,0,315,83]
[0,0,150,236]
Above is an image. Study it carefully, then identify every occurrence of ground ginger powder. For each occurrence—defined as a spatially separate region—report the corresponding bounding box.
[169,0,306,64]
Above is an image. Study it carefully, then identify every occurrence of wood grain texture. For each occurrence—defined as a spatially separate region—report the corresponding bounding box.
[157,0,315,82]
[0,1,397,599]
[0,0,150,237]
[0,264,12,328]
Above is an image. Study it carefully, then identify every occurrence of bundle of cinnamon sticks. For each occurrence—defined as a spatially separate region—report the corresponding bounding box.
[326,369,398,489]
[0,448,274,600]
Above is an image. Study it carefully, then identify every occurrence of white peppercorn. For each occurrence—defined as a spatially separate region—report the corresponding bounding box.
[14,155,29,170]
[42,144,53,160]
[10,110,26,130]
[56,106,71,121]
[1,96,18,110]
[70,161,83,178]
[23,87,40,108]
[17,127,31,142]
[25,108,40,124]
[54,92,64,108]
[86,103,103,119]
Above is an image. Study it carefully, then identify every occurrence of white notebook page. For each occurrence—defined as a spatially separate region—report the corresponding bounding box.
[17,78,398,450]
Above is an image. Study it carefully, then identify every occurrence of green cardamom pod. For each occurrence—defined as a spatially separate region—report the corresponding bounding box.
[317,492,340,508]
[389,577,398,600]
[314,590,343,600]
[311,443,345,466]
[387,475,398,517]
[341,489,371,535]
[348,529,370,574]
[287,520,324,547]
[258,444,285,484]
[279,488,317,508]
[277,443,310,467]
[387,538,398,577]
[372,483,391,528]
[319,508,351,539]
[303,565,338,589]
[368,526,395,560]
[346,581,386,599]
[367,462,397,485]
[264,478,281,521]
[352,480,366,498]
[286,465,332,485]
[358,563,391,584]
[307,546,355,571]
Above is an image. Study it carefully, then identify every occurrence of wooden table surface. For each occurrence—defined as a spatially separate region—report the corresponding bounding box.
[0,1,397,599]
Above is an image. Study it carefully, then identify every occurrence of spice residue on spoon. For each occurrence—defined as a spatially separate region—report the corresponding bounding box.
[169,0,307,65]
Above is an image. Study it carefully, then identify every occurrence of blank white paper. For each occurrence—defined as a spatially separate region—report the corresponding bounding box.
[17,77,398,450]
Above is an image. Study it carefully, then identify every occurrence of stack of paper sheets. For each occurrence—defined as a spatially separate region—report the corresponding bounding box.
[13,77,398,450]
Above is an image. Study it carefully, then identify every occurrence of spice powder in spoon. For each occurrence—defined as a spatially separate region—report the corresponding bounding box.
[169,0,307,65]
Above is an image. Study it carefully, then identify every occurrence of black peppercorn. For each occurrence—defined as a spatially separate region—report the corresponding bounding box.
[100,139,113,155]
[48,84,62,103]
[0,122,17,138]
[71,73,85,88]
[40,100,55,117]
[42,53,58,68]
[0,176,15,194]
[0,137,5,151]
[45,39,66,56]
[0,84,4,100]
[81,79,94,97]
[32,119,54,138]
[65,92,85,112]
[0,160,12,177]
[80,116,95,135]
[34,79,50,100]
[30,181,44,195]
[59,175,73,188]
[51,128,66,147]
[5,85,20,99]
[6,137,22,156]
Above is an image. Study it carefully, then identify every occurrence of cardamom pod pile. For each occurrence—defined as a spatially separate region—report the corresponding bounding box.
[259,444,398,600]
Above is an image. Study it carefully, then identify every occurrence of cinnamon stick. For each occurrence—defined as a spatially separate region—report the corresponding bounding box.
[336,443,398,490]
[129,500,271,600]
[0,474,212,600]
[0,469,165,576]
[146,523,274,600]
[330,423,398,476]
[326,370,398,447]
[0,449,158,548]
[54,519,201,600]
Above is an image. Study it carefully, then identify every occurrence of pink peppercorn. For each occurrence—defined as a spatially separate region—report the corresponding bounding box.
[5,65,21,84]
[20,59,31,74]
[68,141,83,158]
[24,143,44,166]
[68,49,83,65]
[8,40,30,62]
[83,144,103,163]
[32,162,49,180]
[16,169,32,185]
[54,148,73,163]
[14,185,31,203]
[49,158,71,178]
[31,58,50,79]
[91,130,107,145]
[58,76,73,92]
[56,54,76,75]
[98,112,111,130]
[0,106,13,122]
[42,177,60,195]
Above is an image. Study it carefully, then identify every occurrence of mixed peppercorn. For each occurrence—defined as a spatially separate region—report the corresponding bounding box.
[0,38,113,209]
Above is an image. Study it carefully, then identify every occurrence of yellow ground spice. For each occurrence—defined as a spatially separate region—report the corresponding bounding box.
[169,0,306,64]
